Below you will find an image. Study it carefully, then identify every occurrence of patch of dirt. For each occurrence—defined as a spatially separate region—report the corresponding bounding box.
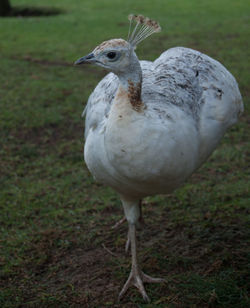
[12,226,138,307]
[0,122,84,180]
[6,122,83,154]
[44,248,122,304]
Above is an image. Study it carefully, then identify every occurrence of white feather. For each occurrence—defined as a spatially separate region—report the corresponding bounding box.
[83,47,243,198]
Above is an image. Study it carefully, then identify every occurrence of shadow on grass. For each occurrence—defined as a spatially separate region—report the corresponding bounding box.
[2,6,63,17]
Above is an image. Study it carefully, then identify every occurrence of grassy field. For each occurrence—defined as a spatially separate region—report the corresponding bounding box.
[0,0,249,307]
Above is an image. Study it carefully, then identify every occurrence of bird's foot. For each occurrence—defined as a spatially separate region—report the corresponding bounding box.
[111,216,126,229]
[118,268,165,303]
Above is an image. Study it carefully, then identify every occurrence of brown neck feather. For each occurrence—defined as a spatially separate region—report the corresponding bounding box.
[127,80,144,112]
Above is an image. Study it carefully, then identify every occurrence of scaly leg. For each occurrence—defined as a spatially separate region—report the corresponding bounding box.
[125,201,145,253]
[118,223,165,302]
[112,200,145,253]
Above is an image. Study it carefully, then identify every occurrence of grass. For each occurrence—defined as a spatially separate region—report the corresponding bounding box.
[0,0,249,307]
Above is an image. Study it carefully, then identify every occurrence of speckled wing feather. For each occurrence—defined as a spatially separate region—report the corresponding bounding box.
[143,47,242,123]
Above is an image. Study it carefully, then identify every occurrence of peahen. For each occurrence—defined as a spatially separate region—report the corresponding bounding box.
[74,14,243,302]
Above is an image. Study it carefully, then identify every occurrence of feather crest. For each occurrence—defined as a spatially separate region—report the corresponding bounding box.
[128,14,161,47]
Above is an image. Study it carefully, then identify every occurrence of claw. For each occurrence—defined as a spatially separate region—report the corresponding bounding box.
[118,269,164,302]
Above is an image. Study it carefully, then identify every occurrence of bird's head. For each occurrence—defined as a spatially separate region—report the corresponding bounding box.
[74,15,161,74]
[74,38,134,74]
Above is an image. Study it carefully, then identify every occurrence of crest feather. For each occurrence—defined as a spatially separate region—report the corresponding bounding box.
[127,14,161,47]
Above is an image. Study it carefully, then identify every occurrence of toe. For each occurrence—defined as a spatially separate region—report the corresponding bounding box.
[142,272,166,283]
[134,276,151,303]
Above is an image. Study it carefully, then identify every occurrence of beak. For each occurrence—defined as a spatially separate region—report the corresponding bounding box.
[74,53,95,65]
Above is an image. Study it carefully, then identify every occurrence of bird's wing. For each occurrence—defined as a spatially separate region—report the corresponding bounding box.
[146,47,243,125]
[149,47,243,163]
[83,72,119,139]
[149,47,203,122]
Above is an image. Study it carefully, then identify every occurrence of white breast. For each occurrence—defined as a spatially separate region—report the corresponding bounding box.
[85,93,199,198]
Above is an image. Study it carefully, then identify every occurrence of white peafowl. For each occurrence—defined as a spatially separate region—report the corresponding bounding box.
[74,14,243,302]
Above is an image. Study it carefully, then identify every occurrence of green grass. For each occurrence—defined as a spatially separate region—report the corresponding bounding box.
[0,0,249,307]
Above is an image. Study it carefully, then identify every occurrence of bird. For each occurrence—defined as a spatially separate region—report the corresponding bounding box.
[74,14,243,302]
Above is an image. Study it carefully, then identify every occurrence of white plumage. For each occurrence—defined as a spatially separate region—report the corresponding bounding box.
[75,15,243,302]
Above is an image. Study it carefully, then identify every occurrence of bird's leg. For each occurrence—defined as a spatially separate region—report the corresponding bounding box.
[118,223,165,302]
[112,200,144,230]
[125,200,144,253]
[125,229,131,253]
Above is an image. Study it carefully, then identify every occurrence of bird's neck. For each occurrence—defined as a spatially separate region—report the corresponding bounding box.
[115,59,144,112]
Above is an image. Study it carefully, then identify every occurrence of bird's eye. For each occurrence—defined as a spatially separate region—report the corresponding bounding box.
[107,52,116,59]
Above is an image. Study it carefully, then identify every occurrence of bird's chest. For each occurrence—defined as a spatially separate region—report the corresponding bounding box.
[105,105,146,169]
[103,101,171,183]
